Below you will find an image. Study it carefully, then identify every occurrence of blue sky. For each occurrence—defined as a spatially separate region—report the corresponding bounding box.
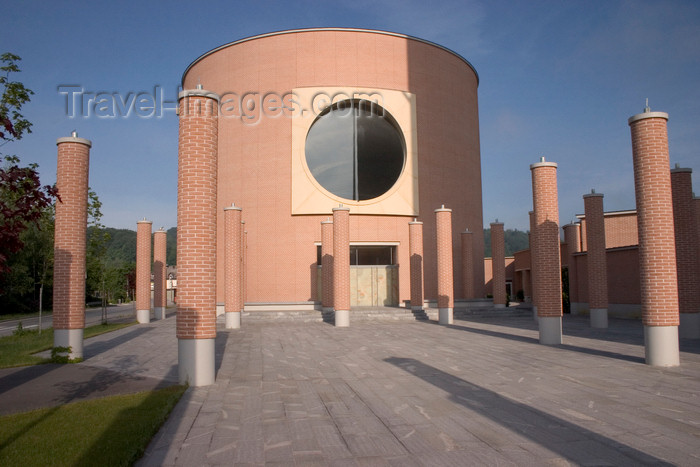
[3,0,699,231]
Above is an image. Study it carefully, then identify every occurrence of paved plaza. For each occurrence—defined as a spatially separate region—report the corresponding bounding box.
[3,311,700,466]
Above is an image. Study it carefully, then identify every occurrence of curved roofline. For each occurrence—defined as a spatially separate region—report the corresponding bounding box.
[181,27,479,86]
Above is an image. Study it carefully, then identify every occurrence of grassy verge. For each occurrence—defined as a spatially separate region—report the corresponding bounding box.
[0,322,136,369]
[0,385,186,467]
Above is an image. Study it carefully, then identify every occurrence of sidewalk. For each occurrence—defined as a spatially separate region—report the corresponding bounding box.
[136,314,700,466]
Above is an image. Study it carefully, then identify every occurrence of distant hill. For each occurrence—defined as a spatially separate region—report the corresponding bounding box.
[103,227,177,265]
[483,228,529,257]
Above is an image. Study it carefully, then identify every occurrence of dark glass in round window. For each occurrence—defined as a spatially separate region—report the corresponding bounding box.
[305,99,405,201]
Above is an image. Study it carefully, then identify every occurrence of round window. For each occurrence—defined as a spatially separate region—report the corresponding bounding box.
[305,99,405,201]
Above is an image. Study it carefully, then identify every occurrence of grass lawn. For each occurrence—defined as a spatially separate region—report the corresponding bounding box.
[0,322,136,368]
[0,385,186,467]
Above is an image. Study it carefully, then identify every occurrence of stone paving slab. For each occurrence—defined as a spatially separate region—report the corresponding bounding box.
[136,315,700,466]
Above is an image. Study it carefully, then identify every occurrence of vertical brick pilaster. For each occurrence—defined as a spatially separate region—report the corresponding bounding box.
[491,222,506,307]
[584,191,608,328]
[177,87,220,385]
[333,206,350,327]
[461,229,474,299]
[53,133,91,359]
[435,206,454,324]
[321,219,334,311]
[224,204,242,328]
[153,227,167,320]
[563,222,581,313]
[241,221,246,310]
[136,219,152,323]
[409,220,424,310]
[671,167,700,338]
[629,109,679,366]
[531,158,562,344]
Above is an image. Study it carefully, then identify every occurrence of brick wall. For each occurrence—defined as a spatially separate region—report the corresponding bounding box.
[436,207,454,309]
[333,207,350,311]
[321,220,334,309]
[153,229,167,310]
[409,220,424,308]
[671,168,699,316]
[224,205,242,313]
[491,222,506,305]
[583,193,608,309]
[136,220,152,312]
[460,230,474,299]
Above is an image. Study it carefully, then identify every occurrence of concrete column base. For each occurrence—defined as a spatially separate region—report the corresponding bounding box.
[216,304,225,317]
[644,325,680,366]
[334,309,349,327]
[532,306,538,323]
[154,307,165,320]
[539,316,562,344]
[178,338,216,386]
[225,311,241,329]
[137,309,150,324]
[590,308,608,328]
[439,308,453,325]
[679,313,700,339]
[494,304,506,309]
[54,328,84,360]
[411,305,424,312]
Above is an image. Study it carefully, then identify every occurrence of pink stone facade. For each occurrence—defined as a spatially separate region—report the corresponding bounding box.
[53,136,91,331]
[182,29,484,308]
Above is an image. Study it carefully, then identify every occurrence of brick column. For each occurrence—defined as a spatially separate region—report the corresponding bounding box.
[461,229,474,300]
[224,204,242,329]
[241,221,246,311]
[53,132,91,359]
[435,206,454,324]
[491,221,506,307]
[333,206,350,327]
[409,219,424,311]
[563,222,581,315]
[531,157,562,344]
[583,190,608,328]
[135,220,152,324]
[321,219,334,312]
[671,166,699,338]
[177,86,220,385]
[521,269,531,303]
[695,196,700,310]
[529,210,538,321]
[629,109,679,366]
[153,228,167,320]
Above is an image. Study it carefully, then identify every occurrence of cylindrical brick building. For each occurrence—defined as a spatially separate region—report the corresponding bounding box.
[153,227,167,320]
[628,109,679,366]
[333,206,350,327]
[321,219,334,312]
[180,28,485,316]
[53,132,91,359]
[409,220,424,311]
[490,221,506,307]
[224,204,242,329]
[583,191,608,328]
[530,158,562,344]
[177,86,220,385]
[435,206,454,324]
[461,229,474,300]
[136,219,152,324]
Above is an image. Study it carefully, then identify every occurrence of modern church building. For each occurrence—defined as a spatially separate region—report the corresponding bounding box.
[180,27,485,313]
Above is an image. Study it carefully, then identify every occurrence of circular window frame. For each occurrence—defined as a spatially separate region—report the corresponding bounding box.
[304,98,407,203]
